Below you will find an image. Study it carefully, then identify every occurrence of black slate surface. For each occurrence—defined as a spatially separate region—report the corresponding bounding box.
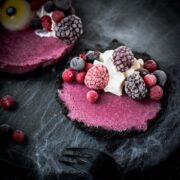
[0,0,180,179]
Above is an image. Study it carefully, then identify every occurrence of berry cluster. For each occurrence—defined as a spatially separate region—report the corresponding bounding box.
[31,0,83,44]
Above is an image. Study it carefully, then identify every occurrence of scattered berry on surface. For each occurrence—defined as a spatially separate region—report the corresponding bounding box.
[70,57,85,71]
[12,130,25,144]
[153,70,167,86]
[62,69,75,82]
[143,60,157,72]
[149,85,163,101]
[86,90,99,103]
[144,74,157,87]
[0,95,15,110]
[52,10,65,23]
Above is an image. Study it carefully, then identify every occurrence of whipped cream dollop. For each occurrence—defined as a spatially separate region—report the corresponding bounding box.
[35,6,57,38]
[94,50,144,96]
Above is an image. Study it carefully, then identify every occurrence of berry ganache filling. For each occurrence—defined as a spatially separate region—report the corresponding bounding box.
[58,45,167,137]
[0,0,83,74]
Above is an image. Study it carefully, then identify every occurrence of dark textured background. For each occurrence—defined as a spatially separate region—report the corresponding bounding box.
[0,0,180,179]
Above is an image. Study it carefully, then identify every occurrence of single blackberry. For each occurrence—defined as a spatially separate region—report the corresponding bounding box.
[125,72,147,100]
[112,46,135,72]
[44,1,56,13]
[54,15,83,44]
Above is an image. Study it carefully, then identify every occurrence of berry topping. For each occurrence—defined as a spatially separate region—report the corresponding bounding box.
[70,57,85,71]
[144,60,157,72]
[30,0,42,11]
[125,72,147,100]
[138,68,150,77]
[44,1,56,13]
[153,70,167,86]
[149,85,163,101]
[41,15,52,32]
[0,95,15,110]
[86,51,100,62]
[76,72,86,84]
[54,15,83,44]
[112,46,135,72]
[84,65,109,90]
[52,10,65,23]
[31,16,42,29]
[79,54,87,60]
[86,90,99,103]
[62,69,75,82]
[144,74,157,87]
[54,0,71,11]
[12,130,25,144]
[83,63,94,72]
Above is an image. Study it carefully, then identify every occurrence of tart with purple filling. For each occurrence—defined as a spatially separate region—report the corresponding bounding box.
[57,44,167,138]
[0,0,83,74]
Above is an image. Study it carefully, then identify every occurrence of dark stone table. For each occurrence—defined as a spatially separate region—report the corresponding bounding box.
[0,0,180,179]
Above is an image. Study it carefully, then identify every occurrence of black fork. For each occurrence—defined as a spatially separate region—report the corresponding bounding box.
[59,148,122,180]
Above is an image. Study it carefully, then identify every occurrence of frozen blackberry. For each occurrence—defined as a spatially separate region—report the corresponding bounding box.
[44,1,56,13]
[125,72,147,100]
[54,15,83,44]
[112,46,135,72]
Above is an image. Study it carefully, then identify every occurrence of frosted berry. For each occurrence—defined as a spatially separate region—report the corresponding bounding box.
[0,95,15,110]
[83,63,94,72]
[12,130,25,144]
[149,85,163,101]
[153,70,167,86]
[76,72,86,83]
[41,15,52,32]
[144,60,157,72]
[144,74,157,87]
[54,0,71,11]
[70,57,85,71]
[125,72,147,100]
[86,90,99,103]
[84,65,109,90]
[52,10,65,23]
[54,15,83,44]
[112,46,135,72]
[62,69,75,82]
[138,68,149,77]
[86,51,100,62]
[44,1,56,13]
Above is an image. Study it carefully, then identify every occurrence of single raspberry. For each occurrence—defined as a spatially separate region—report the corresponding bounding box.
[83,63,94,72]
[0,95,15,110]
[76,72,86,83]
[144,74,157,87]
[125,72,147,100]
[153,70,167,86]
[112,46,135,72]
[12,130,25,144]
[70,57,85,71]
[62,69,75,82]
[84,65,109,90]
[41,15,52,32]
[149,85,163,101]
[86,90,99,103]
[54,15,83,44]
[52,10,65,23]
[144,60,157,72]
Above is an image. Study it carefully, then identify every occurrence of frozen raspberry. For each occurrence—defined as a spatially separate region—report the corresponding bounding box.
[125,72,147,100]
[83,63,94,72]
[86,90,99,103]
[149,85,163,101]
[84,65,109,90]
[144,60,157,72]
[12,130,25,144]
[76,72,86,83]
[54,15,83,44]
[70,57,85,71]
[153,70,167,86]
[62,69,75,82]
[52,10,65,23]
[112,46,135,72]
[144,74,157,87]
[41,15,52,32]
[0,95,15,110]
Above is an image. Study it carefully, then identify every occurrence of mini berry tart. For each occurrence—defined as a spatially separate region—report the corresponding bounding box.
[0,0,83,75]
[57,41,168,138]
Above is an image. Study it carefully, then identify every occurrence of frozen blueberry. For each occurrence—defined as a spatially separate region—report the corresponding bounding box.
[54,0,71,11]
[44,1,56,13]
[86,51,100,62]
[153,70,167,86]
[70,57,85,71]
[138,68,150,77]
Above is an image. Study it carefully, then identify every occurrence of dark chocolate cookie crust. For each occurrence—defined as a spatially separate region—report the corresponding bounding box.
[56,40,169,139]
